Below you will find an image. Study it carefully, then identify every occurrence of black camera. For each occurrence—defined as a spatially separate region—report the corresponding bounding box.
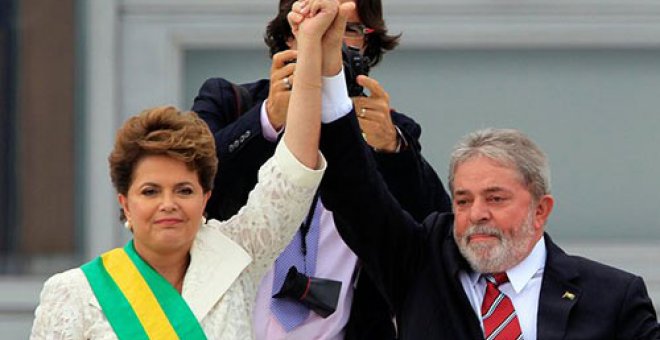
[273,266,342,318]
[342,44,370,97]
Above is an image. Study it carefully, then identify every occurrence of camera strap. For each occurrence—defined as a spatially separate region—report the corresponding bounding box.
[299,191,320,272]
[229,82,254,119]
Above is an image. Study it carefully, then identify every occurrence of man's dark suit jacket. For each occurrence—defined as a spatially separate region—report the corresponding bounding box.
[319,114,660,339]
[192,77,451,339]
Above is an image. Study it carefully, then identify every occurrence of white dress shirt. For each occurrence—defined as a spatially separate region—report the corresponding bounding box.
[459,237,547,340]
[252,72,358,340]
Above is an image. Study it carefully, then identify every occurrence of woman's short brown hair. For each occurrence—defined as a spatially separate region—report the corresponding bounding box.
[108,106,218,200]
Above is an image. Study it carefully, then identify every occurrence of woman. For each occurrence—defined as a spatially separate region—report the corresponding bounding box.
[30,1,339,337]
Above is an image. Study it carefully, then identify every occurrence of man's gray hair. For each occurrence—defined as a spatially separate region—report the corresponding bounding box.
[448,128,551,201]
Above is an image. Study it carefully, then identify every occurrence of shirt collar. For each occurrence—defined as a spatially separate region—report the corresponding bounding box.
[506,237,546,293]
[467,236,547,293]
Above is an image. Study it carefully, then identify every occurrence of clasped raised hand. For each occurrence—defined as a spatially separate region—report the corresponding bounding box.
[289,0,355,76]
[288,0,339,42]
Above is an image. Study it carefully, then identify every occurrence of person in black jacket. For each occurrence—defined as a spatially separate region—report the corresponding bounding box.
[316,107,660,339]
[191,0,451,339]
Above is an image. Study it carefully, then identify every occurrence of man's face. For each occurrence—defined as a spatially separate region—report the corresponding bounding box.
[451,156,552,273]
[341,0,366,50]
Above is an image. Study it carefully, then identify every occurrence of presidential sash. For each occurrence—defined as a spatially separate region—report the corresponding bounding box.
[81,240,207,340]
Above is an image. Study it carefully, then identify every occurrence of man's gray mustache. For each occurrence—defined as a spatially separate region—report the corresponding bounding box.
[464,225,503,240]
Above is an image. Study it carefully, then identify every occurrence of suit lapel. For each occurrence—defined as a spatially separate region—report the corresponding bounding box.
[537,234,581,340]
[183,221,252,321]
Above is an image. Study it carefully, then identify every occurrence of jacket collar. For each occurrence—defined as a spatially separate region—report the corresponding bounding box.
[182,220,252,321]
[87,222,252,322]
[536,233,581,340]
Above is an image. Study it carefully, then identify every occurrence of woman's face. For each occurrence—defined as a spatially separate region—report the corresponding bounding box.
[119,154,210,256]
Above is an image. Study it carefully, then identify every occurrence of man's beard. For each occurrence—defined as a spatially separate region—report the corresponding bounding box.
[454,210,537,274]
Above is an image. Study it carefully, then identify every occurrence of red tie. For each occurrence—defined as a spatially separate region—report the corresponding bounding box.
[481,273,523,340]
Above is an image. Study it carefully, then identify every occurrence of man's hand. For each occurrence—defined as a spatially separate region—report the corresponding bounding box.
[353,75,399,152]
[266,49,297,130]
[321,1,354,77]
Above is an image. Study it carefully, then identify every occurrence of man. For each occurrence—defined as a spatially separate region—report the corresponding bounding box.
[191,0,451,338]
[317,103,660,338]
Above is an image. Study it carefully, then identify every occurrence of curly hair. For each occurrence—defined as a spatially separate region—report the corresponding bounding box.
[108,106,218,203]
[264,0,400,67]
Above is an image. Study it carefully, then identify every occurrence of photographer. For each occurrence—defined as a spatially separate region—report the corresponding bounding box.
[192,0,451,338]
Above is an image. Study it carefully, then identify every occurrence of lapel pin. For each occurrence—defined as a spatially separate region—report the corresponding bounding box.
[562,291,575,300]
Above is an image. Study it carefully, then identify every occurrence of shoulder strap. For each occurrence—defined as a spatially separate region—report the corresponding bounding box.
[229,82,254,119]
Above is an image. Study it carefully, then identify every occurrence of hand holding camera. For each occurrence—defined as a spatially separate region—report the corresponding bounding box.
[267,50,298,130]
[352,74,400,152]
[342,35,398,152]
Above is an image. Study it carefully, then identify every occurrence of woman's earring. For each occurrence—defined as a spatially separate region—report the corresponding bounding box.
[124,220,132,230]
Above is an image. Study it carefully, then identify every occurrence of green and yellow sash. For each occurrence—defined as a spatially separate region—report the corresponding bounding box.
[81,240,207,340]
